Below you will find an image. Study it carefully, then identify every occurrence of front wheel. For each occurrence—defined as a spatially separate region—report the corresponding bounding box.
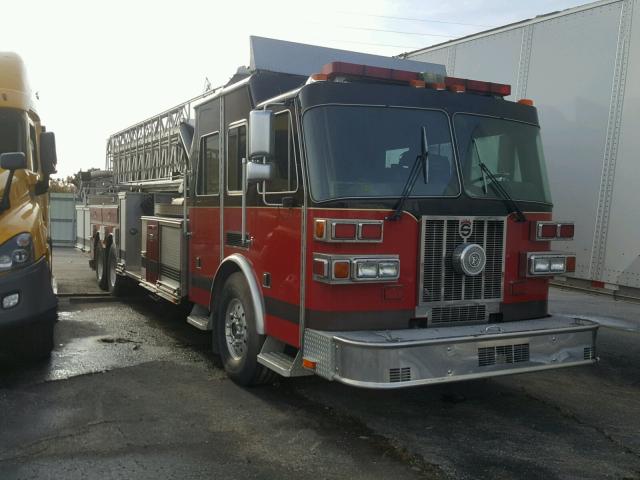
[215,273,275,386]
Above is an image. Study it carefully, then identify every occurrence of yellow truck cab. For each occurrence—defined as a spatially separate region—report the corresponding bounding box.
[0,52,58,359]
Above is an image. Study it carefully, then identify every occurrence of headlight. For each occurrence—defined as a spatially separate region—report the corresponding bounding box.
[0,233,33,272]
[549,257,566,273]
[378,261,399,278]
[355,261,378,279]
[526,252,575,277]
[533,257,550,273]
[313,255,400,283]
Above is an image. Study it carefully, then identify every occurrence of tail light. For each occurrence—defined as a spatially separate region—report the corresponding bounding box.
[532,221,575,241]
[524,252,576,277]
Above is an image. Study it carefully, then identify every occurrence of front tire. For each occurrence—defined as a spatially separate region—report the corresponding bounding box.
[215,273,275,386]
[95,243,108,291]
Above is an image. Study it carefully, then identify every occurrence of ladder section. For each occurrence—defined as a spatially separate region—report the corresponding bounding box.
[105,98,199,186]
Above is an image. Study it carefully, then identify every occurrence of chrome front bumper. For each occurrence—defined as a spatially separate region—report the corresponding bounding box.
[303,315,598,389]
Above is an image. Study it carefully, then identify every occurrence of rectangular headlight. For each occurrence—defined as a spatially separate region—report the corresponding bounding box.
[549,257,566,273]
[533,257,550,273]
[355,261,378,279]
[378,261,399,278]
[525,252,575,277]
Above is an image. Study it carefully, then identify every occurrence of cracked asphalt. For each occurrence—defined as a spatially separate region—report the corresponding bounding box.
[0,248,639,479]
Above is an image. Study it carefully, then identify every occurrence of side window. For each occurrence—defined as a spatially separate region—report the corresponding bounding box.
[197,132,219,195]
[264,111,297,193]
[29,124,38,172]
[227,123,246,193]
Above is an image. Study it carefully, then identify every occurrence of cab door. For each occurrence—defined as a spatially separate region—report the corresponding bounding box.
[188,98,221,308]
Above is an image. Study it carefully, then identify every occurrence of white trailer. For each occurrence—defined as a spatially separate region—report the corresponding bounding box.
[404,0,640,297]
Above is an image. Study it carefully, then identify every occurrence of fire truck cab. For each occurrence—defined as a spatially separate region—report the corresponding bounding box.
[89,37,597,388]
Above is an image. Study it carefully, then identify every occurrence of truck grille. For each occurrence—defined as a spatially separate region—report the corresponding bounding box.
[420,217,505,324]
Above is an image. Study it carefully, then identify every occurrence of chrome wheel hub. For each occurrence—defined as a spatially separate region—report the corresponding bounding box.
[225,298,248,360]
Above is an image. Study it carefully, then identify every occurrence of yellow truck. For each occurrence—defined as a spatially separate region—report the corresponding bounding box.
[0,52,58,359]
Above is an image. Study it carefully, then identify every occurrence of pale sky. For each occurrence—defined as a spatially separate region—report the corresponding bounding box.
[0,0,588,178]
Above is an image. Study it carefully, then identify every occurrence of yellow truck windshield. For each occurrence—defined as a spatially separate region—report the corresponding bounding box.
[0,110,27,181]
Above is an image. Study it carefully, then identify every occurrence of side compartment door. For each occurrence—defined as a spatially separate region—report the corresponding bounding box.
[145,221,159,283]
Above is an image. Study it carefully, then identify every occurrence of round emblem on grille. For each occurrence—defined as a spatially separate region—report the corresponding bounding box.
[459,220,472,238]
[452,243,486,276]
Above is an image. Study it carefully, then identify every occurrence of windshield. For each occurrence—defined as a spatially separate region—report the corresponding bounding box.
[0,109,27,174]
[303,106,459,202]
[455,114,551,204]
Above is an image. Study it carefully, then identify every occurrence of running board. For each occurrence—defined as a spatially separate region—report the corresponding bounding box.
[257,337,313,378]
[186,304,211,331]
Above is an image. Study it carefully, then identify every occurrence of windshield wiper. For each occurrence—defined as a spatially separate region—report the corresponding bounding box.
[472,139,526,223]
[387,126,429,221]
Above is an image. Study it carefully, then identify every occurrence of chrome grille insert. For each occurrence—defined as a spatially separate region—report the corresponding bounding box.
[584,346,594,360]
[419,216,505,325]
[431,305,486,325]
[389,367,412,383]
[478,343,530,367]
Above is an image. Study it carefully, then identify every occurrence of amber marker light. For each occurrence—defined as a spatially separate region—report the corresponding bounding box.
[518,98,534,106]
[333,260,351,279]
[302,358,317,370]
[314,219,326,240]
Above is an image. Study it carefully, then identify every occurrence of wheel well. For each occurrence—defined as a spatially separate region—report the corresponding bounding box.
[210,262,241,317]
[209,255,266,336]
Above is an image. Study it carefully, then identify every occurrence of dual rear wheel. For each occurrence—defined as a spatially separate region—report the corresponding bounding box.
[95,242,126,295]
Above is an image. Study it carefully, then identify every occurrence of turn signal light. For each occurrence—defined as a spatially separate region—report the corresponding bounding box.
[313,258,328,278]
[559,224,575,239]
[314,219,383,243]
[540,224,557,239]
[566,256,576,273]
[333,261,351,279]
[533,221,575,241]
[314,219,326,240]
[302,358,317,370]
[333,223,357,240]
[359,223,383,241]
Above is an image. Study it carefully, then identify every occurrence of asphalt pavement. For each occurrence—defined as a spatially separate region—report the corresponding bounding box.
[0,248,639,480]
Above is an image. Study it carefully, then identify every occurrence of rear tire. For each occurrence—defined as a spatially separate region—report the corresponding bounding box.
[107,243,127,296]
[95,243,108,291]
[215,273,276,386]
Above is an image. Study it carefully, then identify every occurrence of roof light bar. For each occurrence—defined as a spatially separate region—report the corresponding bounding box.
[314,62,512,98]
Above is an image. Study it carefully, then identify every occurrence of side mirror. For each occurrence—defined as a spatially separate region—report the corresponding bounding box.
[40,131,58,175]
[246,161,274,183]
[0,152,26,171]
[249,110,274,158]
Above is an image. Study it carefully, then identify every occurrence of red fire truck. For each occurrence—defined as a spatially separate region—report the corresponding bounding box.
[85,37,598,388]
